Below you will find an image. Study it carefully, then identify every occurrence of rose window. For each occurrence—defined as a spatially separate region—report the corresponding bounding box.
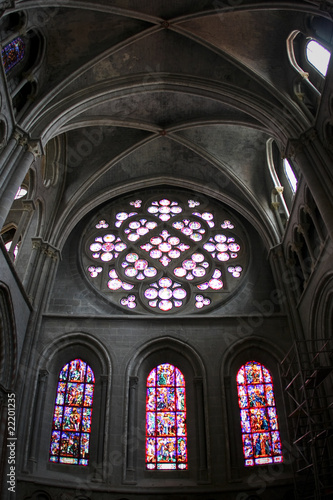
[82,190,247,314]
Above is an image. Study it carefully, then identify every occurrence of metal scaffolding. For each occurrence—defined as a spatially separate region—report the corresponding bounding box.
[280,339,333,500]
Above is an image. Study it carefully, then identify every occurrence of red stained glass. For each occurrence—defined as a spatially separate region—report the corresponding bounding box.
[237,361,283,466]
[49,359,94,466]
[146,364,187,470]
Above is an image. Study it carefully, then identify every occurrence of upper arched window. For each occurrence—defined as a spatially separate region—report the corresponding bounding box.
[1,37,25,73]
[49,359,95,466]
[14,186,27,199]
[146,363,187,470]
[283,159,298,194]
[306,39,331,77]
[82,189,248,315]
[237,361,283,466]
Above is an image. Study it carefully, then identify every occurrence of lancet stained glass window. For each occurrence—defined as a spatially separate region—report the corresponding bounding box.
[1,37,25,73]
[237,361,283,466]
[146,363,187,470]
[49,359,95,466]
[82,189,247,314]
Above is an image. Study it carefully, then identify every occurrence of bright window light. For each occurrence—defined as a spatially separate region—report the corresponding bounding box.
[306,40,331,76]
[284,159,297,193]
[14,187,27,199]
[4,241,19,258]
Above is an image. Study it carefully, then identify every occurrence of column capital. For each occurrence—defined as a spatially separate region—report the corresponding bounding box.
[27,139,43,158]
[285,128,318,159]
[31,237,61,261]
[274,186,284,195]
[22,199,35,213]
[129,376,139,389]
[38,369,49,382]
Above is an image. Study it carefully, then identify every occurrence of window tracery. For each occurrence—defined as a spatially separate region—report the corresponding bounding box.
[237,361,283,466]
[82,191,247,314]
[49,359,94,466]
[145,363,187,470]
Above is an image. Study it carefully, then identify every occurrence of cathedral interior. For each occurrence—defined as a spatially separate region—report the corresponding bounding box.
[0,1,333,499]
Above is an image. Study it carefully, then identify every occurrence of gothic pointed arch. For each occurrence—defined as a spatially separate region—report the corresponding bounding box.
[125,336,209,484]
[222,337,289,480]
[49,358,95,466]
[23,332,111,478]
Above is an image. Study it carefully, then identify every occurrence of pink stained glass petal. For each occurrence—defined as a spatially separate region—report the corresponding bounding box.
[108,279,122,290]
[209,278,223,290]
[174,267,187,277]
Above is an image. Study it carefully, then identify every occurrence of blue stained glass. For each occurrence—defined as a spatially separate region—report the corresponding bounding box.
[49,359,94,466]
[146,364,187,470]
[1,37,25,73]
[237,361,283,466]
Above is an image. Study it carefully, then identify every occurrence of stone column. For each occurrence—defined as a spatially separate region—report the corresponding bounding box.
[94,374,108,482]
[26,369,48,471]
[0,129,22,175]
[125,376,138,484]
[269,245,305,341]
[0,134,42,230]
[291,241,308,284]
[298,223,316,266]
[26,239,60,306]
[271,199,285,236]
[194,376,208,483]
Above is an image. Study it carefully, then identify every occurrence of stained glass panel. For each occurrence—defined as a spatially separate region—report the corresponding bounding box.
[49,359,95,466]
[146,363,187,470]
[1,37,25,73]
[237,361,283,466]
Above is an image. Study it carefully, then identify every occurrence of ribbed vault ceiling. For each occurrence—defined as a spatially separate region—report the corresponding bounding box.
[14,0,331,247]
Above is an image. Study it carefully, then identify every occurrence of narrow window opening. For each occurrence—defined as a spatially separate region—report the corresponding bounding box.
[306,40,331,76]
[14,187,27,199]
[283,159,298,194]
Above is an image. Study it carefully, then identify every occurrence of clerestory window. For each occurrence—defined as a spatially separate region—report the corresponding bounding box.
[283,159,298,194]
[1,37,25,73]
[306,39,331,77]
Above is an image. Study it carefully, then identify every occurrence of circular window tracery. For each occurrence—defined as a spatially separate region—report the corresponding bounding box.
[81,190,248,314]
